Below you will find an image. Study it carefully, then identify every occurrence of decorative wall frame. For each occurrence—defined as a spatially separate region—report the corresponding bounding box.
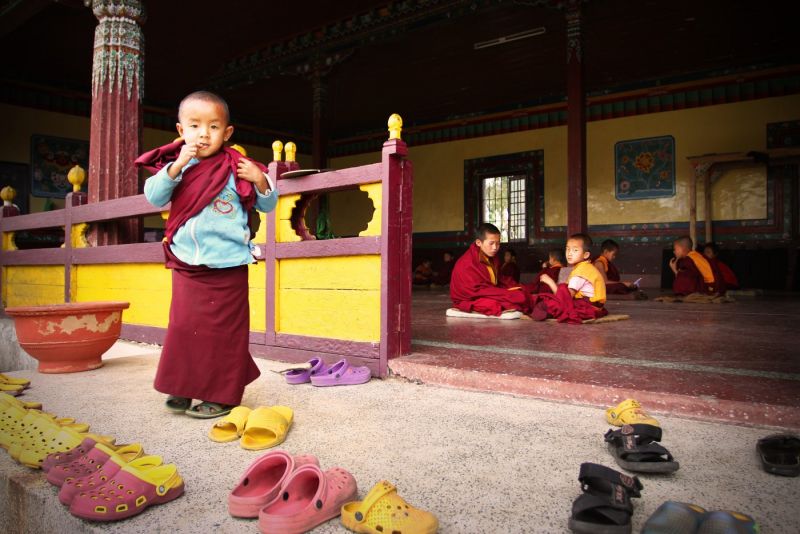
[614,135,676,200]
[30,135,89,198]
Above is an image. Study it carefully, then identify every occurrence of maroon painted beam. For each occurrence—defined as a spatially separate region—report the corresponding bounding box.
[0,248,66,266]
[275,236,381,259]
[277,164,382,195]
[70,194,167,224]
[275,333,379,359]
[71,242,165,264]
[0,210,67,232]
[566,2,587,236]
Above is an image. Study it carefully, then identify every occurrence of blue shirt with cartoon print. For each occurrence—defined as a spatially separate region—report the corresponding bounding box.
[144,159,278,268]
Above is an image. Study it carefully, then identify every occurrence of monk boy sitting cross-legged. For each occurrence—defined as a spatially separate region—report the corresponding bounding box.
[669,235,721,296]
[449,223,531,316]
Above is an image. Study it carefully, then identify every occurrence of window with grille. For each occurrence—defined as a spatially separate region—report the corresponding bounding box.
[481,175,526,242]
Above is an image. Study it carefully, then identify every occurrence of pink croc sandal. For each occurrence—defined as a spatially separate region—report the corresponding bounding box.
[228,450,319,518]
[48,442,143,488]
[42,435,115,473]
[284,358,330,385]
[58,444,147,504]
[258,464,357,534]
[68,462,183,521]
[310,359,371,387]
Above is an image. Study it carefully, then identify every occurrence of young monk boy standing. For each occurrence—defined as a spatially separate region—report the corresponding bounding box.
[138,91,278,418]
[533,233,608,323]
[669,235,719,296]
[449,223,530,316]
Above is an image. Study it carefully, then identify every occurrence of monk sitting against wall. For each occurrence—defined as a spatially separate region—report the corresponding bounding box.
[669,235,721,295]
[529,248,565,294]
[500,248,521,284]
[703,242,739,290]
[449,223,531,316]
[593,239,637,294]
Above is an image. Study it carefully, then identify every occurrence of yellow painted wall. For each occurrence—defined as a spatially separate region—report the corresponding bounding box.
[276,256,381,342]
[3,266,64,307]
[74,264,172,327]
[331,94,800,232]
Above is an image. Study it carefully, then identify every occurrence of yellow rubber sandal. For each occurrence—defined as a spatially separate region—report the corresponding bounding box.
[1,410,54,450]
[239,406,293,451]
[0,392,42,410]
[0,383,24,396]
[10,420,89,462]
[606,399,660,427]
[0,373,30,388]
[341,480,439,534]
[209,406,251,443]
[19,425,88,469]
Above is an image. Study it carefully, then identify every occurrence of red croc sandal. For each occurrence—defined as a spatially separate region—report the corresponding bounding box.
[229,450,319,518]
[58,446,153,505]
[68,462,184,521]
[48,442,143,488]
[258,464,357,534]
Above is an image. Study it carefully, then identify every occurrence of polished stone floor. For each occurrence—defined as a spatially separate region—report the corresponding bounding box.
[393,290,800,428]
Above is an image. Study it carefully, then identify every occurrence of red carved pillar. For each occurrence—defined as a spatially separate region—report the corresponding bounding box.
[88,0,145,245]
[566,1,587,236]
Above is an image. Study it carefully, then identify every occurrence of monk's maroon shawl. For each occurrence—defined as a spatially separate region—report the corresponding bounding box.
[135,140,261,243]
[530,284,608,324]
[450,244,530,315]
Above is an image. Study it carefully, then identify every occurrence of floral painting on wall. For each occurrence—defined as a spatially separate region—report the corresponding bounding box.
[614,135,675,200]
[30,135,89,198]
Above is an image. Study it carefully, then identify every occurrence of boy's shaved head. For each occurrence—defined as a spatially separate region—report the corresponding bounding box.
[674,235,693,250]
[476,223,501,240]
[548,248,566,264]
[601,239,620,252]
[569,233,593,251]
[179,91,230,123]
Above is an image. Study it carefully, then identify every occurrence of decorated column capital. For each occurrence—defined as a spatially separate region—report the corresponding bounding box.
[565,0,582,63]
[88,0,145,101]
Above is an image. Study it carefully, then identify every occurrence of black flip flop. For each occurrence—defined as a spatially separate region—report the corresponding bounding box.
[756,433,800,477]
[569,463,643,534]
[605,424,679,474]
[165,396,191,414]
[185,401,234,419]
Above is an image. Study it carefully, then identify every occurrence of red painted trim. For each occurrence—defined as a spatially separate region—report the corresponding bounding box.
[249,331,266,345]
[275,236,381,258]
[249,344,381,378]
[277,164,382,195]
[274,333,379,358]
[120,323,166,345]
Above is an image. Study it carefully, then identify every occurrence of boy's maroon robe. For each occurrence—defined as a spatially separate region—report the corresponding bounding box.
[530,284,607,324]
[528,265,562,294]
[500,261,521,284]
[136,141,265,405]
[450,244,530,316]
[434,260,454,285]
[709,258,739,290]
[672,256,717,295]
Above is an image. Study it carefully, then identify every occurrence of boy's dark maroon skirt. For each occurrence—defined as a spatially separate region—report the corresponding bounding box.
[155,244,260,405]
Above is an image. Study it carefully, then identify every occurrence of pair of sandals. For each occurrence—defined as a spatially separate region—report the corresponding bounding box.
[642,502,758,534]
[281,357,371,387]
[165,396,234,419]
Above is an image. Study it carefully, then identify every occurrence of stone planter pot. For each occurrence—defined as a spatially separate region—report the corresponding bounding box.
[4,301,130,373]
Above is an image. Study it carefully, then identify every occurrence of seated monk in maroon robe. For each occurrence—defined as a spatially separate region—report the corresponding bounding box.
[532,233,608,324]
[669,235,720,296]
[450,223,531,316]
[500,248,521,284]
[594,239,636,294]
[413,259,436,285]
[703,242,739,290]
[528,248,565,294]
[433,251,455,286]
